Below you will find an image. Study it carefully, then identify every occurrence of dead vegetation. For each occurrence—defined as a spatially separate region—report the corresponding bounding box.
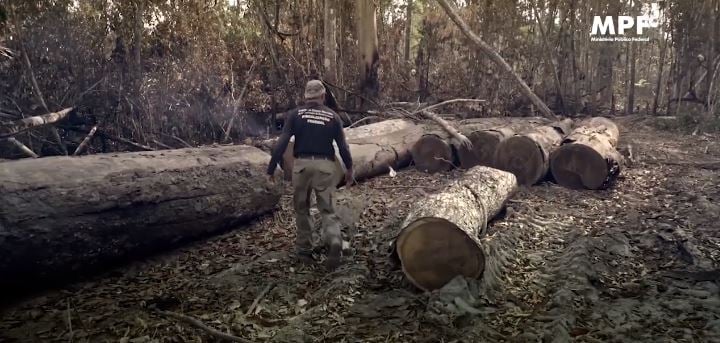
[1,117,718,342]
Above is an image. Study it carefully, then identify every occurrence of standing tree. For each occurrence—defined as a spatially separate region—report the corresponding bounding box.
[357,0,380,104]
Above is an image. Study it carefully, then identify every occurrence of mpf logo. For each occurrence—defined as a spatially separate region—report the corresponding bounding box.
[590,3,660,41]
[591,16,658,35]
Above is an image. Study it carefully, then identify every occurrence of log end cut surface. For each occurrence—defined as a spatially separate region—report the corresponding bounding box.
[396,217,485,291]
[550,143,611,190]
[456,130,505,169]
[411,134,454,173]
[494,136,545,185]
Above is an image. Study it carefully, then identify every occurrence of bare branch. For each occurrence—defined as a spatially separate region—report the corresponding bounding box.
[155,309,254,343]
[73,126,98,156]
[7,137,39,158]
[0,107,73,139]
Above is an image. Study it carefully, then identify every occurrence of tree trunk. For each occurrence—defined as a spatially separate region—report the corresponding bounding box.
[394,166,518,291]
[0,145,282,288]
[405,0,413,62]
[456,118,549,169]
[653,31,669,115]
[410,132,455,173]
[435,0,556,120]
[550,117,621,190]
[412,117,550,173]
[357,0,380,102]
[494,119,573,185]
[626,43,637,114]
[323,0,338,84]
[333,123,427,185]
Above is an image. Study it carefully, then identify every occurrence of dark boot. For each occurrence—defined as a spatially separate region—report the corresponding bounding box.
[325,237,342,270]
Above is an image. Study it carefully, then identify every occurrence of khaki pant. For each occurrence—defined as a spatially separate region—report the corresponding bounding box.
[292,158,342,253]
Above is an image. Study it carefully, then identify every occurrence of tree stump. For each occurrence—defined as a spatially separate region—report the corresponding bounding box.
[550,117,622,190]
[394,166,518,291]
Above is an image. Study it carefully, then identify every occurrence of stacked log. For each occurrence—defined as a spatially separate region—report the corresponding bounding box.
[411,117,550,173]
[332,123,427,185]
[455,118,549,169]
[0,145,283,288]
[394,166,518,291]
[550,117,622,190]
[494,119,573,185]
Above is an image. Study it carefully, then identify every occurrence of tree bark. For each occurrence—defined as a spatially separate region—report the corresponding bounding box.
[550,117,622,190]
[394,166,518,291]
[357,0,380,102]
[626,43,637,114]
[653,31,669,115]
[0,145,282,288]
[404,0,413,62]
[435,0,556,120]
[456,118,549,169]
[494,119,573,185]
[323,0,338,84]
[333,123,427,185]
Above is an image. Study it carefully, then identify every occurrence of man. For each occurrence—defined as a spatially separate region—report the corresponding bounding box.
[267,80,353,269]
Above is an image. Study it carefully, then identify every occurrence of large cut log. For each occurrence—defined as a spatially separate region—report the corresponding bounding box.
[0,145,282,288]
[550,117,622,190]
[394,166,518,291]
[280,119,416,181]
[411,117,552,173]
[455,118,550,169]
[332,123,427,185]
[494,119,573,185]
[410,132,456,173]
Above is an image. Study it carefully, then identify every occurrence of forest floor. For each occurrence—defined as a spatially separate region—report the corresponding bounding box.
[1,116,720,343]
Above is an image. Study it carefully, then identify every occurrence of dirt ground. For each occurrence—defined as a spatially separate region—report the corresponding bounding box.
[1,116,719,342]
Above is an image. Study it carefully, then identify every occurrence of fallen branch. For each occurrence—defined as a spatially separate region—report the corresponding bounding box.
[435,0,556,120]
[419,110,472,148]
[0,107,73,139]
[155,309,253,343]
[73,125,98,156]
[246,283,274,316]
[152,139,173,150]
[7,137,39,158]
[409,99,486,116]
[164,133,193,148]
[348,116,382,128]
[99,132,154,151]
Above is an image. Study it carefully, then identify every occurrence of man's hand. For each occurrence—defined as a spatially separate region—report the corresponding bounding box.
[344,168,354,186]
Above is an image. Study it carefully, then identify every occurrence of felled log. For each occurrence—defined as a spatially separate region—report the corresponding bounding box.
[279,119,417,181]
[455,118,549,169]
[411,117,551,173]
[410,132,456,173]
[394,166,518,291]
[332,123,427,185]
[0,145,282,288]
[550,117,621,190]
[0,107,73,139]
[494,119,573,185]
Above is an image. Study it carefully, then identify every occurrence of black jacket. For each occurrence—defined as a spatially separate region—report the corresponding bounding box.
[267,102,352,175]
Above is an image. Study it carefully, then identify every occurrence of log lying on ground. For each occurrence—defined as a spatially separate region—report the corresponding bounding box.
[410,132,456,173]
[494,119,573,185]
[394,166,518,291]
[550,117,622,190]
[455,118,550,169]
[332,123,427,185]
[0,145,282,288]
[280,119,417,181]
